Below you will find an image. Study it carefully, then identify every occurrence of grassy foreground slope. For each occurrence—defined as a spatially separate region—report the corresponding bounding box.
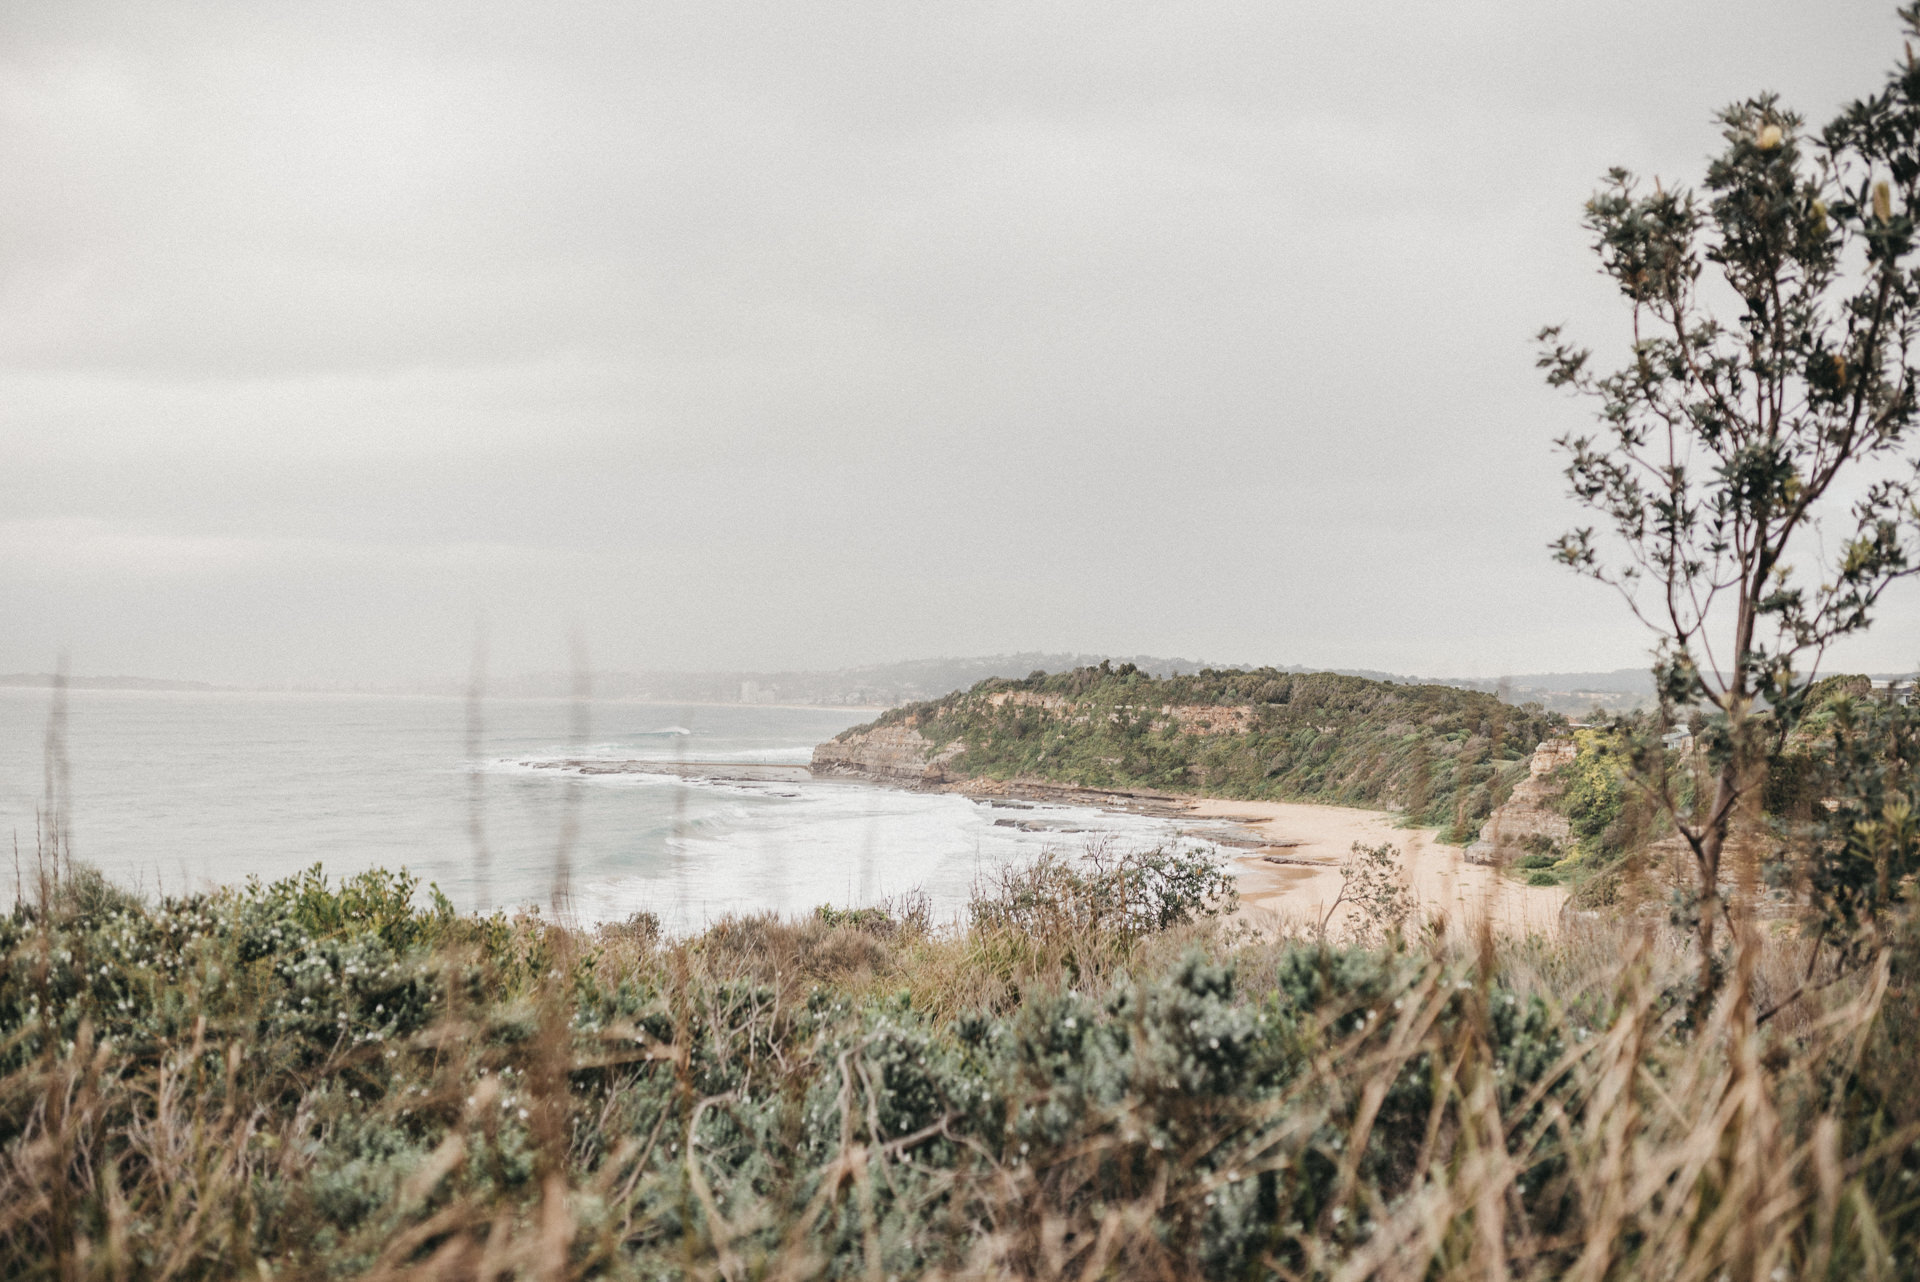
[3,859,1915,1280]
[859,664,1563,841]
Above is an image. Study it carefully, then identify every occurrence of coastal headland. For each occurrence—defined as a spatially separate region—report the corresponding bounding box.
[799,661,1570,933]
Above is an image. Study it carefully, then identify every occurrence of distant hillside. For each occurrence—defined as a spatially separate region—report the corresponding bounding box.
[5,658,1680,713]
[1437,669,1656,714]
[487,654,1234,706]
[486,658,1665,711]
[815,663,1565,842]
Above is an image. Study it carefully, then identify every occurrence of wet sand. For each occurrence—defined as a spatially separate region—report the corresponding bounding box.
[1174,797,1567,938]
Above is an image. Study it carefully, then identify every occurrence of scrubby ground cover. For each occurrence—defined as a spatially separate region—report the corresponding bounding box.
[3,853,1916,1280]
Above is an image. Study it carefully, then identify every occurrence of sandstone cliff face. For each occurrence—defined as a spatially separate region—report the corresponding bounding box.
[1159,704,1255,735]
[984,691,1070,712]
[810,724,965,787]
[1466,738,1576,864]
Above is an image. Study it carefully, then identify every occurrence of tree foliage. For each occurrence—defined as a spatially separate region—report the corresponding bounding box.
[1540,14,1920,992]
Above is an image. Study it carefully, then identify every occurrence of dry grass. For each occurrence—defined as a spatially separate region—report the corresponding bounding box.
[0,854,1917,1280]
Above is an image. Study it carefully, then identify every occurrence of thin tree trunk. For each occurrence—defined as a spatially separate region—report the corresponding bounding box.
[1693,759,1738,1014]
[1690,587,1760,1011]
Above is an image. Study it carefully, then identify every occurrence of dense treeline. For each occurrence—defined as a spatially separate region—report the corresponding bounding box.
[867,663,1564,842]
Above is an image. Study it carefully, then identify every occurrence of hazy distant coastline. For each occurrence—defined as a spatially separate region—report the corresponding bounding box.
[37,653,1907,715]
[0,654,1672,712]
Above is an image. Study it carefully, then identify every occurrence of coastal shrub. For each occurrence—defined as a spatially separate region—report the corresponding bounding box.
[3,854,1918,1277]
[1318,841,1411,944]
[967,843,1236,939]
[1766,687,1920,978]
[814,890,932,939]
[1560,729,1627,853]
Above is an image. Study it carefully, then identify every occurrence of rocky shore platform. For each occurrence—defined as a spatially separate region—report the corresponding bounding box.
[522,760,813,785]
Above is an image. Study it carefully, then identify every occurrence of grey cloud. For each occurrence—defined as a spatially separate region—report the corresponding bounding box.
[3,0,1916,684]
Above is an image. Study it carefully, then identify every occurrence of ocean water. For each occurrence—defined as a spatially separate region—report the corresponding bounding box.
[0,687,1213,932]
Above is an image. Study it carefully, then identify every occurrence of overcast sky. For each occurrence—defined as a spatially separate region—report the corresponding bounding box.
[5,1,1919,685]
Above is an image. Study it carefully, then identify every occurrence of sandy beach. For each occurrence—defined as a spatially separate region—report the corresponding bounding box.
[1175,797,1567,938]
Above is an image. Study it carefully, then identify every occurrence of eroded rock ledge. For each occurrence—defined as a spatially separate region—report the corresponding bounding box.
[810,724,964,787]
[1465,738,1576,864]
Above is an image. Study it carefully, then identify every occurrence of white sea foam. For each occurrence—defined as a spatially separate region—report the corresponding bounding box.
[474,753,1218,933]
[564,774,1216,934]
[503,743,816,766]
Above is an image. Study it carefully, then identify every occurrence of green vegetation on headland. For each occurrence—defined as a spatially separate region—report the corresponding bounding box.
[4,853,1918,1279]
[1477,675,1918,910]
[853,663,1564,842]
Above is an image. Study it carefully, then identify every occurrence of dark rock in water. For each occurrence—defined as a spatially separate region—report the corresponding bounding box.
[993,816,1097,834]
